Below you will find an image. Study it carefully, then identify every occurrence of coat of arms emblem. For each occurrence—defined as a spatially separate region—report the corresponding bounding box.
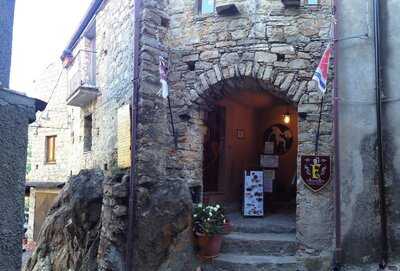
[301,155,331,192]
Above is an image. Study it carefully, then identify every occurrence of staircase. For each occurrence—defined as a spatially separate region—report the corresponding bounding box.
[202,213,298,271]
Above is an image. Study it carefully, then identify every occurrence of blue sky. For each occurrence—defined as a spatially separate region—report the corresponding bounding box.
[10,0,92,96]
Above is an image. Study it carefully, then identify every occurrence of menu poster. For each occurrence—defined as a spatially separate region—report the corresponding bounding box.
[263,170,275,193]
[264,141,275,154]
[243,171,264,217]
[260,155,279,168]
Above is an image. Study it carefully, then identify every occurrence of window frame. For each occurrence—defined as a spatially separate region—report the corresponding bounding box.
[304,0,319,5]
[197,0,215,15]
[83,114,93,153]
[45,135,57,164]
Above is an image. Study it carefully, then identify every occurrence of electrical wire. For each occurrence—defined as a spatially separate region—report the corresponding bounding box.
[36,68,65,124]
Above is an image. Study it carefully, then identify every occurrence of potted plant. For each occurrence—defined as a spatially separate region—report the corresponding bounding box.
[193,203,226,258]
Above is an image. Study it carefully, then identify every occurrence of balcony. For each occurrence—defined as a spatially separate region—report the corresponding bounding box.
[66,50,99,107]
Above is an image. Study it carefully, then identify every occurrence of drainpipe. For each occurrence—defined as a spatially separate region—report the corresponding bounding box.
[332,0,342,269]
[373,0,388,268]
[126,0,142,269]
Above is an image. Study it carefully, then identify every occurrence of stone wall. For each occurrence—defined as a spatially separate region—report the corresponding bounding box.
[0,0,15,88]
[166,0,334,267]
[0,89,43,271]
[27,62,72,182]
[27,0,136,184]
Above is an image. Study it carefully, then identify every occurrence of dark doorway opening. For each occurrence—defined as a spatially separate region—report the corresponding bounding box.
[202,89,298,214]
[203,107,225,193]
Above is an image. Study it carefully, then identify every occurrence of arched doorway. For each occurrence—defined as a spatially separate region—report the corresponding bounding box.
[201,78,298,216]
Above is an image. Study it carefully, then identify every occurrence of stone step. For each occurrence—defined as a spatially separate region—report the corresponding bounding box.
[202,253,298,271]
[227,213,296,234]
[222,232,297,256]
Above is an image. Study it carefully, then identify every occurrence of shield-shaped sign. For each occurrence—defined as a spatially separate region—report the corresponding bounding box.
[301,155,331,192]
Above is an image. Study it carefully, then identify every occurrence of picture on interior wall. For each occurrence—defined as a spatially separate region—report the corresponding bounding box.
[236,129,245,139]
[264,124,293,155]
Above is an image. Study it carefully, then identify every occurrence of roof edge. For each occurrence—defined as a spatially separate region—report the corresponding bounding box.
[0,88,47,123]
[60,0,105,61]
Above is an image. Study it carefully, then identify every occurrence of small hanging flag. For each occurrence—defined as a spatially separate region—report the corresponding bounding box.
[312,44,333,94]
[159,56,169,99]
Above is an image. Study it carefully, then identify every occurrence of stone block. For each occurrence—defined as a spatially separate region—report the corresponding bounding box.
[281,73,295,91]
[271,44,296,55]
[255,52,277,63]
[289,59,310,69]
[231,29,249,40]
[213,65,223,81]
[220,52,240,66]
[182,54,199,62]
[274,73,286,87]
[200,50,219,60]
[298,103,320,113]
[263,66,273,81]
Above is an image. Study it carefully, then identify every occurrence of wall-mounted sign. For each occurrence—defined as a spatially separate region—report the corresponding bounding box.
[243,171,264,217]
[264,124,293,155]
[301,155,331,192]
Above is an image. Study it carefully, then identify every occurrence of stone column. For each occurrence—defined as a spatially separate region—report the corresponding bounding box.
[0,90,45,271]
[131,0,196,270]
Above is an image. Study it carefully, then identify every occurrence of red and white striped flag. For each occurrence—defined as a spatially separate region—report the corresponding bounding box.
[312,44,333,94]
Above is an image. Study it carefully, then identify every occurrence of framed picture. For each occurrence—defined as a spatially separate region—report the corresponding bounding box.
[264,124,293,155]
[236,129,245,139]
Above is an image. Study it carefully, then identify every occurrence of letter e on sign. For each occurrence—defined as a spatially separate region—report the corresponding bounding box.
[301,155,331,192]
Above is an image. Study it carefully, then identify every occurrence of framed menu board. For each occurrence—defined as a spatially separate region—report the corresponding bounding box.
[243,171,264,217]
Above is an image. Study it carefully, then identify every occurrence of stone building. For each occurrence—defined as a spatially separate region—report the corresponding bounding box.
[0,0,47,270]
[26,0,399,270]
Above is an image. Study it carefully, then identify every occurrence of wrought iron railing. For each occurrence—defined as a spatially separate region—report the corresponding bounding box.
[67,49,97,99]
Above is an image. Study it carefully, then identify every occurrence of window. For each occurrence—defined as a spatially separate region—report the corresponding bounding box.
[45,136,56,163]
[84,114,93,152]
[198,0,215,14]
[305,0,319,5]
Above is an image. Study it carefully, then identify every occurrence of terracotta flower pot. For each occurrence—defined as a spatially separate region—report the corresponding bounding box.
[196,233,223,258]
[223,221,233,234]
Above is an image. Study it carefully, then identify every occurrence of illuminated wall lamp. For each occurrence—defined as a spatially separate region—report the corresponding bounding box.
[283,112,291,124]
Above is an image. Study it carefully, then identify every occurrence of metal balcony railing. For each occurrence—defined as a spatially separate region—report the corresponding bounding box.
[66,50,99,107]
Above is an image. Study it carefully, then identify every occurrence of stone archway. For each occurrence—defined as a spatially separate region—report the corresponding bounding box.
[172,61,334,256]
[189,63,308,111]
